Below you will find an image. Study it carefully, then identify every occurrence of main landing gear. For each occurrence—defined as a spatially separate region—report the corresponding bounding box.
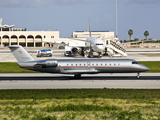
[137,73,140,79]
[74,74,81,79]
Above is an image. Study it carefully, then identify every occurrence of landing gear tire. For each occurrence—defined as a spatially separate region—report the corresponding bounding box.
[137,73,140,79]
[49,54,52,57]
[88,54,93,58]
[74,74,81,79]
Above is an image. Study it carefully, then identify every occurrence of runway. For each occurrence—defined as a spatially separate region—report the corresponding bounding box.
[0,73,160,89]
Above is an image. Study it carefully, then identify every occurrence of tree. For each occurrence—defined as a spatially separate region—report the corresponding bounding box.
[144,31,149,40]
[128,29,133,41]
[134,38,139,41]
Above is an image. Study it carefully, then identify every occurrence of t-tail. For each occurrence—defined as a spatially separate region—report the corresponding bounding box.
[8,45,35,63]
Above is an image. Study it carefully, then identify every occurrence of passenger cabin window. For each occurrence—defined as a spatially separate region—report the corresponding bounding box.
[71,64,73,66]
[132,62,139,64]
[80,64,81,66]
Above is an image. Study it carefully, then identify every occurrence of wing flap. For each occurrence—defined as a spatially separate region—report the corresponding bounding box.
[59,66,98,74]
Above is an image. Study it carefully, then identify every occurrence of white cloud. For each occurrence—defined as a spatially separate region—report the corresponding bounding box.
[0,0,159,8]
[0,0,97,7]
[122,0,160,4]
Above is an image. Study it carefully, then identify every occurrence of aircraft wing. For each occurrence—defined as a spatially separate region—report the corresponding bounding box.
[42,40,69,46]
[69,38,86,42]
[59,66,98,74]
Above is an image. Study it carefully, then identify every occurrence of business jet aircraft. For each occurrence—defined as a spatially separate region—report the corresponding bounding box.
[8,45,149,78]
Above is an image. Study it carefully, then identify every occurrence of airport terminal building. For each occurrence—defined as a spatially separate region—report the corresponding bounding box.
[0,18,115,47]
[72,31,114,39]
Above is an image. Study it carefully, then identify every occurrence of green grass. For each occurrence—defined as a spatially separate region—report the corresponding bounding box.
[0,89,160,120]
[0,89,159,100]
[0,62,38,73]
[0,61,160,73]
[139,61,160,72]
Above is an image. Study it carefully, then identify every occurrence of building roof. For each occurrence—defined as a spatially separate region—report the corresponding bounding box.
[75,30,109,32]
[0,24,15,28]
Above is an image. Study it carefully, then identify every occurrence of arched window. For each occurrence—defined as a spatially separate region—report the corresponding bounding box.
[27,35,34,39]
[19,35,26,38]
[11,35,18,38]
[35,35,42,39]
[2,35,9,38]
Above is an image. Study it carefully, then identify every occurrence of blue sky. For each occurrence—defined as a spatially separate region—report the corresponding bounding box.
[0,0,160,40]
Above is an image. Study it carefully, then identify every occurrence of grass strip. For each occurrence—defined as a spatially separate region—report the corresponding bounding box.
[42,104,121,112]
[0,89,159,100]
[0,89,160,120]
[0,62,38,73]
[139,61,160,72]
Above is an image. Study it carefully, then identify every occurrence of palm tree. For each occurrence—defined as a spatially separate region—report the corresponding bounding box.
[134,38,139,41]
[128,29,133,41]
[144,31,149,40]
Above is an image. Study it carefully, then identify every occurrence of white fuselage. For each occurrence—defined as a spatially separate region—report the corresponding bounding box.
[86,37,105,53]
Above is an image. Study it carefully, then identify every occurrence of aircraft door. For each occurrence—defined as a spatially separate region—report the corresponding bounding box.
[87,61,91,68]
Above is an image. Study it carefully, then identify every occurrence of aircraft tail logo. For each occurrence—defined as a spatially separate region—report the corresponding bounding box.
[8,45,35,63]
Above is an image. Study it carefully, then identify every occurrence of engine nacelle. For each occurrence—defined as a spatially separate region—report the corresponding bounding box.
[35,60,58,68]
[71,47,78,54]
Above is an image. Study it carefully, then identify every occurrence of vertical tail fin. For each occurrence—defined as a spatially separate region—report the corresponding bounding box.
[8,45,35,63]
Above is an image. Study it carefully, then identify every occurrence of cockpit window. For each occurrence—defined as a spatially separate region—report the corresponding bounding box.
[96,43,103,45]
[132,62,140,64]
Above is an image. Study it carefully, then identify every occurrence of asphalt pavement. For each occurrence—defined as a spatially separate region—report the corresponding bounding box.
[0,73,160,89]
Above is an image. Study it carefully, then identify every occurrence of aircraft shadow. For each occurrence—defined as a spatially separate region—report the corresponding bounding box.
[0,76,160,81]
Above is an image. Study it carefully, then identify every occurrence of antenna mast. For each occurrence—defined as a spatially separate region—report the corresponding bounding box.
[116,0,118,38]
[89,18,91,37]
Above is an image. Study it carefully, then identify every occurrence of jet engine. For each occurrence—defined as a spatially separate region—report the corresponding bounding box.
[71,47,78,54]
[34,60,58,68]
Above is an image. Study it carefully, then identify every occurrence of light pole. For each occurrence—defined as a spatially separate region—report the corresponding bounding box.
[116,0,118,38]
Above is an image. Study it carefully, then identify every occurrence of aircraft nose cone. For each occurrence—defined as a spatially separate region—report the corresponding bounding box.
[146,67,150,71]
[96,46,105,52]
[143,66,150,71]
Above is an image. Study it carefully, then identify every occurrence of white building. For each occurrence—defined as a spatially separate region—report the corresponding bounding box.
[0,18,115,47]
[0,31,59,47]
[72,31,114,40]
[0,18,60,47]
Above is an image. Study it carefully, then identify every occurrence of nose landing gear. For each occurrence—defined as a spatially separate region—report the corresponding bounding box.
[74,74,81,79]
[137,73,140,79]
